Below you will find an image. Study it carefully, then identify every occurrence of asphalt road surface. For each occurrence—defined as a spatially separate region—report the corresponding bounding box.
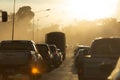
[40,50,78,80]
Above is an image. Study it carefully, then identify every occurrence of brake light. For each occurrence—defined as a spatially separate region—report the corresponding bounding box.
[79,69,83,74]
[32,67,40,74]
[54,52,57,55]
[79,69,82,73]
[54,51,58,55]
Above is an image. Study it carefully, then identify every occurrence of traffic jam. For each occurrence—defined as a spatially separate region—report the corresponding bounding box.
[0,19,66,80]
[1,1,120,80]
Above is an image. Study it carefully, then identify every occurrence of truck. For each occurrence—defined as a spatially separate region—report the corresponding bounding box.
[77,38,120,80]
[45,32,66,60]
[0,40,45,80]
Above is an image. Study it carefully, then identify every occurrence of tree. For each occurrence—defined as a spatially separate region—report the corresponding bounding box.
[16,6,34,22]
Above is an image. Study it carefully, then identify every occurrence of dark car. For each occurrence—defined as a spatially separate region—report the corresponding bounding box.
[36,43,54,71]
[74,48,90,69]
[57,49,64,64]
[0,40,44,80]
[74,45,90,56]
[49,45,61,67]
[77,38,120,80]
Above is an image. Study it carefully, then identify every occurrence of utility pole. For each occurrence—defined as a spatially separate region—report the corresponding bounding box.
[12,0,15,40]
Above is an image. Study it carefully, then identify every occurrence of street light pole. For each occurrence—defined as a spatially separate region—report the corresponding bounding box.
[32,9,51,42]
[12,0,15,40]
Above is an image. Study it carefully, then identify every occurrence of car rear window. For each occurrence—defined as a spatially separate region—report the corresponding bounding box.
[91,39,120,55]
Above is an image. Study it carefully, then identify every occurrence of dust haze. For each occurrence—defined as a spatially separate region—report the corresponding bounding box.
[0,6,120,47]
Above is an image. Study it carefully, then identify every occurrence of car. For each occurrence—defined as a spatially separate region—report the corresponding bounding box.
[74,45,90,56]
[49,44,61,67]
[77,38,120,80]
[57,48,64,64]
[1,0,120,80]
[74,48,90,69]
[36,43,54,71]
[0,40,44,80]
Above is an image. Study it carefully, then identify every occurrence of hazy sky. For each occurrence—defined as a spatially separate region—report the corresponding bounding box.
[0,0,120,25]
[0,0,63,12]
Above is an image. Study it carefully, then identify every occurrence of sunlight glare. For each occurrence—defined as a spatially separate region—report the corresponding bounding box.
[62,0,118,20]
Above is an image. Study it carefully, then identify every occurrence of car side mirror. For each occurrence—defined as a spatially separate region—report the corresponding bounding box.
[83,50,89,55]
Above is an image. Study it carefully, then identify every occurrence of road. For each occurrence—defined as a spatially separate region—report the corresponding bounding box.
[40,50,78,80]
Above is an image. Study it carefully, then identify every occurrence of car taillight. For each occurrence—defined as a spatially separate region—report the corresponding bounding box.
[54,51,58,55]
[54,52,57,55]
[31,67,40,74]
[78,68,84,75]
[78,68,83,74]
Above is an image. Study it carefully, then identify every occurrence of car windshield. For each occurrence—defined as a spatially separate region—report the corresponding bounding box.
[0,0,120,80]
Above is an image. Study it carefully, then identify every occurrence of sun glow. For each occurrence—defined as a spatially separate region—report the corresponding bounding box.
[62,0,118,20]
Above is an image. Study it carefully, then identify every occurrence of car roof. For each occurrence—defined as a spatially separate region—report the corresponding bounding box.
[0,40,35,44]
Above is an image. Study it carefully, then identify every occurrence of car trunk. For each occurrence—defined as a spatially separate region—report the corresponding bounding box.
[0,50,33,74]
[83,55,119,79]
[0,50,32,66]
